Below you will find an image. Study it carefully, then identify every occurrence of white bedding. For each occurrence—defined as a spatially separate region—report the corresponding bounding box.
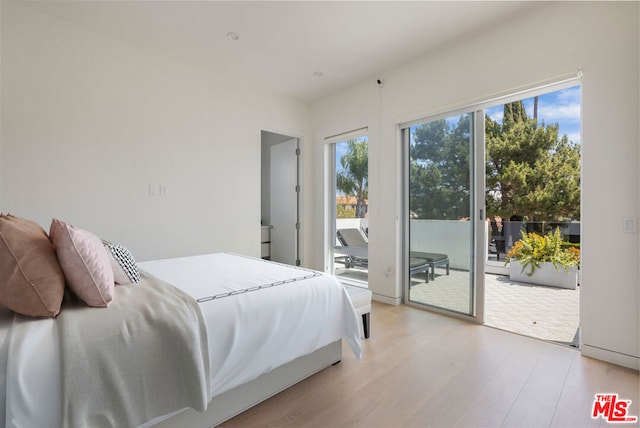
[0,253,361,427]
[139,253,362,398]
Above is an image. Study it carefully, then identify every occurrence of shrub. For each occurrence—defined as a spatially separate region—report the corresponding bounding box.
[506,228,580,276]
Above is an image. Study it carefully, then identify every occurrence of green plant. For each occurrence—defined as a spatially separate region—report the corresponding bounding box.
[506,228,580,276]
[336,204,356,219]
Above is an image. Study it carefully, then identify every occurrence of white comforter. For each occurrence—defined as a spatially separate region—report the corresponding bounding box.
[0,253,361,427]
[139,253,362,398]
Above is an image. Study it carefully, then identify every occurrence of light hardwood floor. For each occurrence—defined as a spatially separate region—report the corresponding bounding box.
[221,302,639,427]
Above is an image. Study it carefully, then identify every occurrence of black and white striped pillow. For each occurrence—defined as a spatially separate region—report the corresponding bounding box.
[103,240,140,284]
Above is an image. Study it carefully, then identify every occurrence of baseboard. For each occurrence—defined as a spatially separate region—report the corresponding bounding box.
[582,344,639,370]
[372,293,400,305]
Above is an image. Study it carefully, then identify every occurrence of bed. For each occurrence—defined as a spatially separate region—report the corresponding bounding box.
[0,252,362,427]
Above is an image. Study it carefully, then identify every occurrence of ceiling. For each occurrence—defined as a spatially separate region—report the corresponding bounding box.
[24,1,540,102]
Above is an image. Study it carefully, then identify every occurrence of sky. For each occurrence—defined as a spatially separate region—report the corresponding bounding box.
[335,134,367,174]
[335,84,581,172]
[485,85,581,144]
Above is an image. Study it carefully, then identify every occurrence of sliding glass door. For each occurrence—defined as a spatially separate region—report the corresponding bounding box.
[403,111,484,319]
[326,130,369,286]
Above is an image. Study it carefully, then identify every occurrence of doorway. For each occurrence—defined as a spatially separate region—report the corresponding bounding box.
[261,131,300,266]
[324,128,369,287]
[483,86,582,346]
[401,78,581,346]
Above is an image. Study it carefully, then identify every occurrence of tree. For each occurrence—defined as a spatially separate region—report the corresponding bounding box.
[337,139,368,218]
[503,100,528,130]
[486,101,580,221]
[410,115,472,219]
[409,100,581,222]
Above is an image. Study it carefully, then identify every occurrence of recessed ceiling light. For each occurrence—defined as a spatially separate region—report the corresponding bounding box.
[226,32,239,41]
[312,71,324,77]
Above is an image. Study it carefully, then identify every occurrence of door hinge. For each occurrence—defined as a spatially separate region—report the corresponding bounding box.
[295,148,301,156]
[295,222,300,230]
[295,184,301,193]
[296,259,301,266]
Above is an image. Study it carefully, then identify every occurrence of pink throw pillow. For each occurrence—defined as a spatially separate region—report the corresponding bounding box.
[50,219,114,307]
[0,214,65,317]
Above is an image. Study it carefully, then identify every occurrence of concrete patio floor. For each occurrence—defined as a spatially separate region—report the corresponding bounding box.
[483,272,580,347]
[337,265,581,347]
[408,269,580,347]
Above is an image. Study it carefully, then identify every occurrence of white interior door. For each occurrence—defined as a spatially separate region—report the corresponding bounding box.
[270,139,298,265]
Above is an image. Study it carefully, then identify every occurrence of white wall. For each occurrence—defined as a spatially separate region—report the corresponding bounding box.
[2,1,637,370]
[310,2,639,369]
[410,221,471,271]
[0,1,2,209]
[1,2,310,262]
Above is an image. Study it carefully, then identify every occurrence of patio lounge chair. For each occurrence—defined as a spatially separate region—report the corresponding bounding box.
[335,229,445,283]
[410,251,450,281]
[335,228,369,269]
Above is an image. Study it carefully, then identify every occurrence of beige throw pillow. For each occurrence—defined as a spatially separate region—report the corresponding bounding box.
[0,214,65,317]
[50,219,114,307]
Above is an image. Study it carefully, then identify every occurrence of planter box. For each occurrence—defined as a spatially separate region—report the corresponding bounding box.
[509,261,577,289]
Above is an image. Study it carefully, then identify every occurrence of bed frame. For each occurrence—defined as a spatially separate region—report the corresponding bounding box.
[150,340,342,427]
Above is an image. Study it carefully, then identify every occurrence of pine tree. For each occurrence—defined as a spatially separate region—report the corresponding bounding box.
[410,100,581,222]
[486,101,580,221]
[410,115,471,219]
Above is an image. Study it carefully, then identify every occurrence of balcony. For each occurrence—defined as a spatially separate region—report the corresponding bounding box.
[335,219,580,346]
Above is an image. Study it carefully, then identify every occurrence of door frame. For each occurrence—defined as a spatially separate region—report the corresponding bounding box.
[399,74,582,325]
[323,127,369,281]
[261,130,302,266]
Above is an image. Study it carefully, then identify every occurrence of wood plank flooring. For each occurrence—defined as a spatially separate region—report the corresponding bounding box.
[221,302,639,427]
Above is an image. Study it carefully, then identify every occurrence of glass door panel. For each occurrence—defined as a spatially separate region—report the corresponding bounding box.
[407,113,476,316]
[330,135,369,285]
